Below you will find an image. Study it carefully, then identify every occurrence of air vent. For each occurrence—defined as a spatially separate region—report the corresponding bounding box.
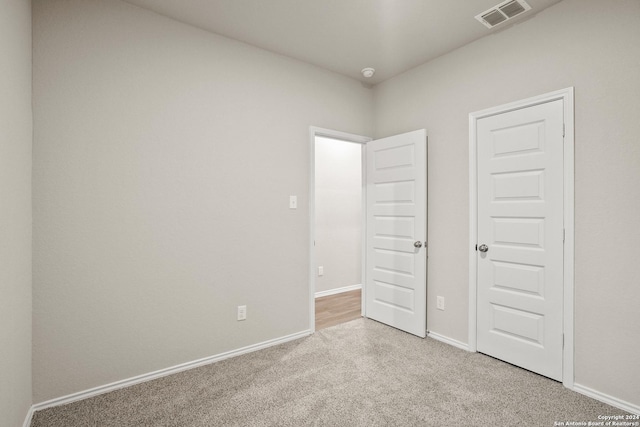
[500,0,526,18]
[475,0,531,29]
[481,10,507,27]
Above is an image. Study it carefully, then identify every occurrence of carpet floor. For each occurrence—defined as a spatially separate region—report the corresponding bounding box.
[31,318,627,426]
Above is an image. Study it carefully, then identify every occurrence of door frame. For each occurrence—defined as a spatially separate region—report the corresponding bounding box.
[468,87,575,389]
[308,126,371,333]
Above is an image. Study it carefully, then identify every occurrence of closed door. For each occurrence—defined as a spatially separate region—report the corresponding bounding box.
[365,129,427,338]
[476,100,564,380]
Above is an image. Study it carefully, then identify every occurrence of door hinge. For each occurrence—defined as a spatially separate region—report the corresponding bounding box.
[562,334,565,349]
[563,123,565,138]
[563,229,565,242]
[475,244,478,251]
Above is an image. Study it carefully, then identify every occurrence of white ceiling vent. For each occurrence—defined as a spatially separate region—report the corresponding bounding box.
[475,0,532,29]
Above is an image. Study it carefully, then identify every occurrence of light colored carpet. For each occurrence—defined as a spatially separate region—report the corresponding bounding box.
[31,318,626,426]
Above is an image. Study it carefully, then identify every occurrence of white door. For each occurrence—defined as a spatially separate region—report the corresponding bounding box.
[476,100,564,380]
[365,129,427,338]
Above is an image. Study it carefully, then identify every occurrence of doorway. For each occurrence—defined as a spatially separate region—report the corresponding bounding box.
[468,88,575,387]
[309,127,370,332]
[314,135,364,330]
[309,127,428,337]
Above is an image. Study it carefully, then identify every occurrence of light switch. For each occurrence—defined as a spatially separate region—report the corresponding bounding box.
[289,195,297,209]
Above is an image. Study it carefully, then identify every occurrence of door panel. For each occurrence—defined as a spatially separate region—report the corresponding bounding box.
[365,130,427,337]
[477,100,563,380]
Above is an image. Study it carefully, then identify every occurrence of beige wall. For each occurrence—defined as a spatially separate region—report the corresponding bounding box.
[32,0,372,402]
[0,0,33,425]
[374,0,640,407]
[315,137,362,294]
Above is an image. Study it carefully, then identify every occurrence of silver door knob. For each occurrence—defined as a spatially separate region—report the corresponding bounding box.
[478,244,489,253]
[414,241,423,248]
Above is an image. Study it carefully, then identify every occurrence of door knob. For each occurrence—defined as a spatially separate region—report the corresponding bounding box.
[414,241,423,248]
[478,244,489,253]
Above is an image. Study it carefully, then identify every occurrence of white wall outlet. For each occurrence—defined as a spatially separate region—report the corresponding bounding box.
[436,296,445,311]
[289,195,297,209]
[237,305,247,321]
[318,266,324,276]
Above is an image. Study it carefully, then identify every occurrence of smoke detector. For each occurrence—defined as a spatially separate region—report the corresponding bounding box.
[361,67,375,78]
[475,0,531,29]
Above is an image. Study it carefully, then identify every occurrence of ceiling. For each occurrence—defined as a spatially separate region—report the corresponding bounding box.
[122,0,563,85]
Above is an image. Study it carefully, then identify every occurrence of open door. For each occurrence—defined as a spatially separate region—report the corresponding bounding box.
[365,129,427,337]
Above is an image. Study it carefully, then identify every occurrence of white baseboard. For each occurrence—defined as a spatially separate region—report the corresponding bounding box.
[23,405,34,427]
[427,331,470,351]
[315,284,362,299]
[32,329,312,414]
[573,383,640,415]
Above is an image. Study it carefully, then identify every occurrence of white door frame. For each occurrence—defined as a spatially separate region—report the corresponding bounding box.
[309,126,371,333]
[468,87,575,389]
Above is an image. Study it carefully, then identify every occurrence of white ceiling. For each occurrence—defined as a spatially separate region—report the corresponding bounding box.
[122,0,563,85]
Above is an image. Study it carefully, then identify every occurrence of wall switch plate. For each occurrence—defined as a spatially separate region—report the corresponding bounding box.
[318,266,324,276]
[237,305,247,321]
[289,195,297,209]
[436,296,445,311]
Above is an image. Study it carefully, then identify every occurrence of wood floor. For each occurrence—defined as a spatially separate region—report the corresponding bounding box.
[315,289,362,330]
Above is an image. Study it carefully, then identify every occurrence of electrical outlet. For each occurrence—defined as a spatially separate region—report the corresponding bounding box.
[318,266,324,276]
[237,305,247,321]
[289,195,297,209]
[436,296,445,311]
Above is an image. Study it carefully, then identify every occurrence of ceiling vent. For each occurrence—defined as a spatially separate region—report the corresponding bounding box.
[475,0,532,29]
